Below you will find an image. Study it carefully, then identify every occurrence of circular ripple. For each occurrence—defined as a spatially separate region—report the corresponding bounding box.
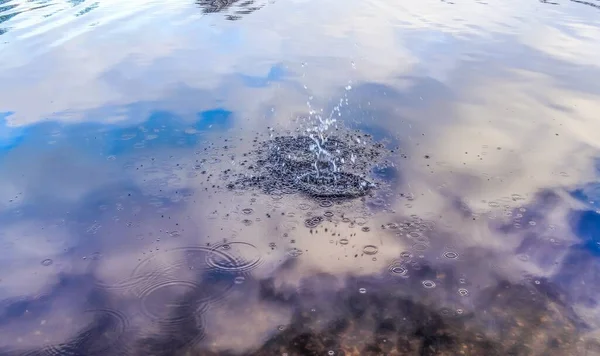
[140,281,206,321]
[362,245,379,255]
[298,203,311,210]
[318,199,334,208]
[388,262,408,276]
[41,259,53,267]
[241,208,254,215]
[443,251,459,259]
[96,247,234,293]
[304,216,324,228]
[206,242,263,273]
[323,211,335,218]
[34,309,131,356]
[339,238,349,245]
[422,280,436,289]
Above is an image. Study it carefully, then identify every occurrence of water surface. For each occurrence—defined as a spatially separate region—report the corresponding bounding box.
[1,0,600,354]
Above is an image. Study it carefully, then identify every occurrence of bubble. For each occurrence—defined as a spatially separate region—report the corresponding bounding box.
[339,238,349,245]
[242,208,254,215]
[41,259,53,266]
[422,280,436,289]
[207,242,263,273]
[458,288,469,296]
[359,288,367,294]
[362,245,378,255]
[304,216,324,228]
[443,251,459,259]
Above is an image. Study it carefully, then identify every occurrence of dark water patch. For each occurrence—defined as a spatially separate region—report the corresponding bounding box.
[196,0,266,20]
[225,132,390,201]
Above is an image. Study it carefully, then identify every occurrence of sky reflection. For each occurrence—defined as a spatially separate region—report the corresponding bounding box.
[1,0,600,354]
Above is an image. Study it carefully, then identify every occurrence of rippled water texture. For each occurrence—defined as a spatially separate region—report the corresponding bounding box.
[2,0,600,355]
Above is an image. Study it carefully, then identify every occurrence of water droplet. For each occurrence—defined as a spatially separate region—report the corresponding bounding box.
[339,238,349,245]
[361,226,371,232]
[362,245,378,255]
[328,350,335,356]
[422,280,436,289]
[278,325,285,331]
[234,276,246,284]
[458,288,469,296]
[242,208,254,215]
[41,259,53,267]
[359,288,367,294]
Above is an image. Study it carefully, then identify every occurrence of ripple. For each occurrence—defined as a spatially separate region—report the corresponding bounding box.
[339,238,349,245]
[361,226,371,232]
[323,211,335,218]
[443,251,459,259]
[40,258,53,266]
[412,243,428,251]
[206,242,263,273]
[388,262,408,276]
[318,199,334,207]
[35,309,131,356]
[95,247,234,293]
[304,216,324,228]
[362,245,378,255]
[286,248,303,257]
[298,203,312,210]
[422,280,436,289]
[458,288,469,296]
[241,208,254,215]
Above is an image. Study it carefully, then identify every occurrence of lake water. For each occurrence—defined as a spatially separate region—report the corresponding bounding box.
[1,0,600,355]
